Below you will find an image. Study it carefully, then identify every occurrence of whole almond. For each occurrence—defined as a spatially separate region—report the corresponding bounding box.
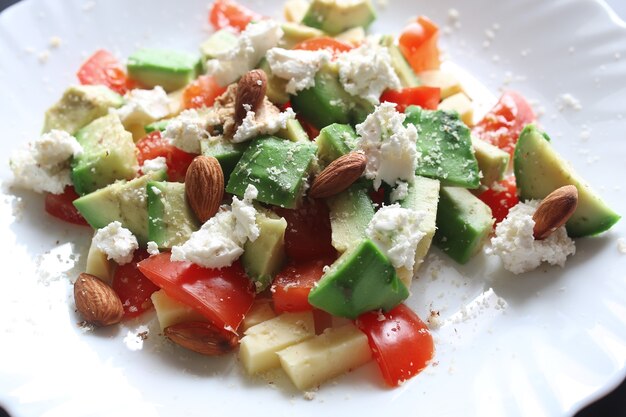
[185,155,224,223]
[235,69,267,124]
[309,152,367,199]
[74,273,124,327]
[533,185,578,240]
[165,321,239,356]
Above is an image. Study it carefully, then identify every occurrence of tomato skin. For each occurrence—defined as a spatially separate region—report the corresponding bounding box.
[380,86,441,113]
[77,49,135,95]
[209,0,261,32]
[399,16,441,73]
[293,37,354,57]
[112,250,160,319]
[44,186,90,226]
[478,176,519,224]
[136,131,196,182]
[472,91,535,156]
[137,253,255,331]
[272,258,334,313]
[356,304,434,387]
[182,75,227,110]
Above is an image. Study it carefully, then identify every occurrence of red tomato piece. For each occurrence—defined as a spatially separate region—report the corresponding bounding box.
[137,253,255,331]
[356,304,434,387]
[182,75,227,110]
[380,86,441,113]
[209,0,262,32]
[77,49,135,95]
[472,91,536,156]
[136,131,197,182]
[272,257,335,313]
[399,16,441,73]
[273,199,336,261]
[44,186,89,226]
[112,250,160,319]
[293,37,354,57]
[478,176,519,224]
[296,116,319,140]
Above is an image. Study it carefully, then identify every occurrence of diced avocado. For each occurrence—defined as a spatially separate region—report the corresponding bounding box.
[226,136,317,208]
[514,125,620,237]
[326,182,375,253]
[144,119,170,133]
[200,29,238,60]
[71,114,138,195]
[200,136,249,183]
[472,136,509,187]
[257,58,290,106]
[380,35,420,88]
[405,106,480,189]
[301,0,376,36]
[241,209,288,292]
[433,186,494,264]
[280,22,325,49]
[73,170,168,244]
[127,48,203,92]
[276,119,310,143]
[146,181,200,248]
[314,123,358,166]
[43,85,124,134]
[308,239,409,319]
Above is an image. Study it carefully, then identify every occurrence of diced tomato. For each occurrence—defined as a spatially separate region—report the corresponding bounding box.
[209,0,262,32]
[77,49,135,95]
[296,116,320,140]
[478,176,519,224]
[399,16,441,73]
[356,304,434,387]
[112,250,160,319]
[137,253,255,331]
[369,187,386,206]
[44,186,90,226]
[380,86,441,113]
[136,131,197,182]
[274,199,336,261]
[272,257,335,313]
[182,75,227,110]
[472,91,536,156]
[293,37,354,57]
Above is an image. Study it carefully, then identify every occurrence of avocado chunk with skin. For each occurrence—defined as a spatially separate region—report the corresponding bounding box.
[200,136,249,183]
[127,48,203,92]
[472,136,510,187]
[308,239,409,319]
[257,58,290,106]
[276,119,310,143]
[315,123,358,167]
[380,35,420,88]
[147,181,200,249]
[43,85,124,134]
[326,182,375,253]
[71,114,138,195]
[405,106,481,189]
[434,186,494,264]
[74,170,168,244]
[514,124,620,237]
[200,29,239,60]
[301,0,376,36]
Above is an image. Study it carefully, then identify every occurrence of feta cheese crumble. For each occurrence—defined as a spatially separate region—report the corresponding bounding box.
[163,109,208,153]
[488,201,576,274]
[233,102,296,143]
[141,156,167,174]
[10,130,83,194]
[92,221,139,265]
[116,86,171,127]
[266,48,332,94]
[146,241,160,256]
[390,181,409,203]
[355,102,418,189]
[171,185,259,268]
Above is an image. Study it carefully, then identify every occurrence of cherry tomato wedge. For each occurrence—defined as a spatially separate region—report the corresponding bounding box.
[478,176,519,224]
[182,75,227,110]
[472,91,535,156]
[272,257,335,313]
[293,37,354,57]
[209,0,262,32]
[44,186,89,226]
[399,16,441,73]
[112,250,160,319]
[137,253,255,331]
[136,131,197,182]
[356,304,434,387]
[380,86,441,113]
[77,49,135,95]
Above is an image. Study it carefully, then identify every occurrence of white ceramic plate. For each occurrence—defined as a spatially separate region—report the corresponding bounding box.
[1,0,625,416]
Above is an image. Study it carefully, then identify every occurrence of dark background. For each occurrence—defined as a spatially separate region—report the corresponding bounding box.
[0,0,624,416]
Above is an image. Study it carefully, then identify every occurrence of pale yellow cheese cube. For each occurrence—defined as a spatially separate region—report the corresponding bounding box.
[240,300,276,332]
[277,324,372,390]
[151,289,206,331]
[334,27,365,45]
[284,0,309,23]
[438,92,474,127]
[419,70,463,99]
[85,234,115,285]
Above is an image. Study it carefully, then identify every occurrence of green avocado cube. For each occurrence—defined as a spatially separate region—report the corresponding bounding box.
[226,136,317,209]
[127,48,203,92]
[314,123,358,167]
[200,29,239,60]
[200,137,249,183]
[326,182,375,253]
[147,181,200,248]
[301,0,376,36]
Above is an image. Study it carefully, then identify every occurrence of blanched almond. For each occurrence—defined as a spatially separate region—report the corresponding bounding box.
[74,273,123,327]
[533,185,578,240]
[165,321,239,356]
[309,152,367,199]
[235,69,267,124]
[185,155,224,223]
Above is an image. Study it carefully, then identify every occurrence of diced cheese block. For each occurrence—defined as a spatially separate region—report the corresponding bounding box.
[167,88,184,117]
[277,324,372,390]
[85,233,115,285]
[418,70,463,99]
[151,289,206,331]
[284,0,309,22]
[241,300,277,332]
[438,92,474,127]
[334,27,366,45]
[239,311,315,374]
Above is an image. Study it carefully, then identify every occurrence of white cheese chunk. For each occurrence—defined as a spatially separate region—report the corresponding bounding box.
[266,48,332,94]
[116,86,171,127]
[141,156,167,174]
[146,241,160,256]
[162,109,208,154]
[92,221,139,265]
[232,106,296,143]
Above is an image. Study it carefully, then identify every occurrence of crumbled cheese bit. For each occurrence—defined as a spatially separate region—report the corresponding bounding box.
[92,221,139,265]
[147,241,160,256]
[266,48,331,94]
[487,201,575,274]
[116,86,171,126]
[355,102,417,189]
[558,93,582,111]
[390,181,409,202]
[163,109,208,153]
[618,238,626,254]
[231,184,260,243]
[232,106,295,143]
[141,156,167,174]
[38,50,50,64]
[49,36,62,49]
[448,8,460,21]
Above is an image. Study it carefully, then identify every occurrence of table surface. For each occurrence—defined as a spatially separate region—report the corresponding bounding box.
[0,0,623,416]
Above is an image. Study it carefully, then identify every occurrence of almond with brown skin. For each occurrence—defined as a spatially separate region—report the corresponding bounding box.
[185,155,224,223]
[309,152,367,199]
[165,321,239,356]
[235,69,267,124]
[533,185,578,240]
[74,273,124,327]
